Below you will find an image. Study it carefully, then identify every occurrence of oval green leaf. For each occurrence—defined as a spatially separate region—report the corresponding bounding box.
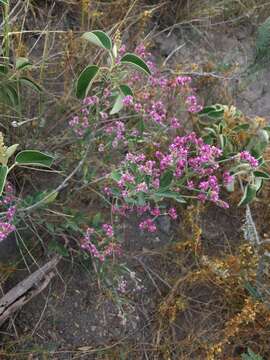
[253,170,270,179]
[207,109,224,119]
[120,53,151,76]
[109,85,134,115]
[119,84,133,96]
[15,150,54,167]
[233,123,250,132]
[0,165,8,196]
[110,93,124,115]
[160,170,173,188]
[5,143,19,163]
[82,30,112,50]
[76,65,99,99]
[5,85,18,106]
[238,184,257,206]
[19,77,42,92]
[16,57,32,70]
[199,106,217,115]
[111,170,121,182]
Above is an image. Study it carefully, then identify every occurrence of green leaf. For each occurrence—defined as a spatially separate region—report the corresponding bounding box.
[15,150,54,167]
[202,134,214,145]
[19,77,42,92]
[43,191,58,204]
[110,93,124,115]
[253,170,270,179]
[76,65,99,99]
[120,53,151,76]
[119,84,133,96]
[199,105,217,115]
[238,184,257,206]
[109,85,133,115]
[233,123,250,132]
[82,30,112,50]
[160,170,173,188]
[204,127,217,136]
[111,170,121,182]
[16,57,32,70]
[207,109,224,119]
[0,165,8,196]
[254,177,263,192]
[154,191,186,203]
[4,143,19,163]
[5,85,18,106]
[219,134,226,150]
[244,282,262,301]
[0,0,8,5]
[199,104,224,117]
[0,88,11,106]
[6,144,19,158]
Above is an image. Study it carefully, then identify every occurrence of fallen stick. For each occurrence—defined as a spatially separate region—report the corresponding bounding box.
[0,255,60,326]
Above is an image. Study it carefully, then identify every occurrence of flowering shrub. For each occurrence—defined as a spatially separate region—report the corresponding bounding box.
[62,30,270,283]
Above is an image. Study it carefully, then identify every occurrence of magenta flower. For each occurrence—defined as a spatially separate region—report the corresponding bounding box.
[170,117,181,129]
[102,224,114,237]
[223,171,234,186]
[239,151,259,168]
[136,182,148,192]
[123,95,133,107]
[168,207,178,220]
[81,228,105,262]
[0,222,16,241]
[151,207,161,217]
[139,218,157,233]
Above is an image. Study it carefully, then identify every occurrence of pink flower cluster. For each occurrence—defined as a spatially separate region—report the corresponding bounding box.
[175,76,192,86]
[69,96,99,137]
[118,44,203,126]
[186,95,203,113]
[239,151,259,168]
[105,121,125,148]
[139,218,157,233]
[81,227,105,262]
[123,95,133,107]
[102,223,114,237]
[0,183,17,242]
[135,44,151,59]
[149,100,167,124]
[168,207,178,220]
[108,132,230,221]
[81,224,119,262]
[223,171,234,186]
[0,222,16,241]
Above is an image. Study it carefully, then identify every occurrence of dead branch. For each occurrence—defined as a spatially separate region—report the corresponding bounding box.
[0,255,60,326]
